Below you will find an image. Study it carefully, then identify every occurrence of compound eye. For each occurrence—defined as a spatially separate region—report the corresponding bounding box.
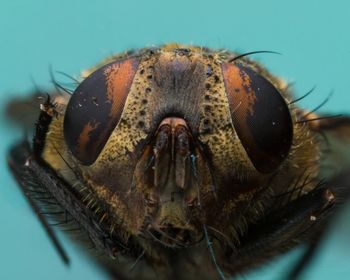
[64,58,139,165]
[222,63,293,173]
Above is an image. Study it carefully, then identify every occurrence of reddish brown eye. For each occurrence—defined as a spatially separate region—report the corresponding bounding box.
[64,58,140,165]
[222,63,293,173]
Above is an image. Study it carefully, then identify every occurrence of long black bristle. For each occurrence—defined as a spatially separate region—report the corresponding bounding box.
[289,86,317,105]
[303,91,334,118]
[296,114,343,124]
[228,50,281,63]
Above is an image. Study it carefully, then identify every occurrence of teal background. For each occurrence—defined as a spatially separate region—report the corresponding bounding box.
[1,0,350,279]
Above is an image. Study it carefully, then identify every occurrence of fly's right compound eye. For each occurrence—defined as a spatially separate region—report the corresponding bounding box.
[63,58,140,165]
[222,63,293,173]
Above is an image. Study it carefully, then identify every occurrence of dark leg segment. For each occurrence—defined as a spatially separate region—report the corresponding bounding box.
[222,170,350,277]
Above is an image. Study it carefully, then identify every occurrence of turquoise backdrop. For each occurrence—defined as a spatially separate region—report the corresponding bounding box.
[1,0,350,279]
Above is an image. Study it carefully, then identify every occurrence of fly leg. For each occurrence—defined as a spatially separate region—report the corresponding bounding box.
[223,170,350,279]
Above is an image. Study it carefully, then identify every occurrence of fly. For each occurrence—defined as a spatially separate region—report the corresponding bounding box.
[6,44,350,280]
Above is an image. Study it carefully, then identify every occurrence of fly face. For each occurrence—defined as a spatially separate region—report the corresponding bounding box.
[44,47,295,246]
[7,44,350,279]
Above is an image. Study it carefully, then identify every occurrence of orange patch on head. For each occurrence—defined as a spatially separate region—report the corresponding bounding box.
[104,59,140,119]
[221,63,256,118]
[76,121,100,160]
[221,63,258,160]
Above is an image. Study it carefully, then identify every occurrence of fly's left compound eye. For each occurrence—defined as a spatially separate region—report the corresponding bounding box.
[64,58,140,165]
[222,63,293,173]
